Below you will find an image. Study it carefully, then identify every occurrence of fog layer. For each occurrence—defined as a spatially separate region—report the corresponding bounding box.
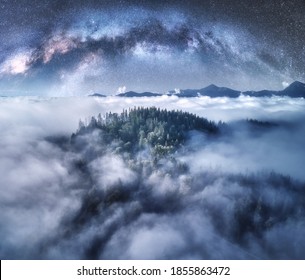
[0,96,304,259]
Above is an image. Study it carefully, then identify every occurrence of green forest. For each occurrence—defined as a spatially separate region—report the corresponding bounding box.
[74,107,219,155]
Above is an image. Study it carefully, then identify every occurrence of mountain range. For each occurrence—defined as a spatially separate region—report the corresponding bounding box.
[91,81,305,98]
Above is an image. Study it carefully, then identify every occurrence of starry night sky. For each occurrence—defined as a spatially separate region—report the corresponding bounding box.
[0,0,304,96]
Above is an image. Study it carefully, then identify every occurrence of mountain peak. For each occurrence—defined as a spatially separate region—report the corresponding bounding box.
[286,81,305,89]
[204,84,218,90]
[282,81,305,97]
[200,84,240,97]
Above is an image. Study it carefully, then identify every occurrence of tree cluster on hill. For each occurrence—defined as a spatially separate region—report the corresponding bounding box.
[74,107,218,155]
[246,119,277,128]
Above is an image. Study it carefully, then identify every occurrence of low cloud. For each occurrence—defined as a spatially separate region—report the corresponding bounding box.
[117,86,127,94]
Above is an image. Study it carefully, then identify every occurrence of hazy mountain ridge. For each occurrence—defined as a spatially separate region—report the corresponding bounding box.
[104,81,305,98]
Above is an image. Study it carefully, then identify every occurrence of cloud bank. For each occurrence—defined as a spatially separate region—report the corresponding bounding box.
[0,95,305,259]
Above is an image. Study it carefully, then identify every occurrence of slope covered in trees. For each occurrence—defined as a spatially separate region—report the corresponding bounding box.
[73,107,219,155]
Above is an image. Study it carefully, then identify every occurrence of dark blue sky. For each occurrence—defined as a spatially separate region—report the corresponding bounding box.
[0,0,304,95]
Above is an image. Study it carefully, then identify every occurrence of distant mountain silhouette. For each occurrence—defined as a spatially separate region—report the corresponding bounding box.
[180,81,305,98]
[89,93,106,97]
[192,84,240,97]
[166,84,240,97]
[117,91,161,97]
[103,81,305,98]
[280,81,305,98]
[167,89,199,97]
[243,81,305,98]
[243,90,277,97]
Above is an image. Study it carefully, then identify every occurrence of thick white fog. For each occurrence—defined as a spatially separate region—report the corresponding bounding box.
[0,95,305,259]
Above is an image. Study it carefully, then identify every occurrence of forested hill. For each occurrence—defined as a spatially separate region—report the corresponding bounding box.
[73,107,219,155]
